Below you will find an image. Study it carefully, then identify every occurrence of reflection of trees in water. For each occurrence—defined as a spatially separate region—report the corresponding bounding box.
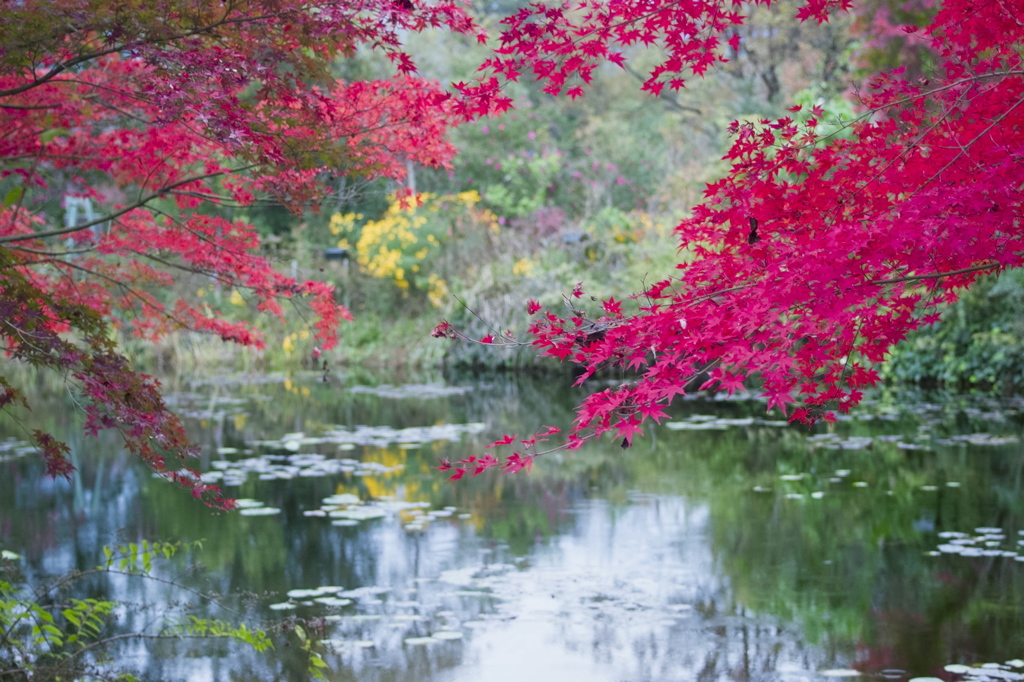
[685,402,1024,676]
[8,374,1024,678]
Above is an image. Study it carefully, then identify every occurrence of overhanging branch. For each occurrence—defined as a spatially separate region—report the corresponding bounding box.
[0,166,256,245]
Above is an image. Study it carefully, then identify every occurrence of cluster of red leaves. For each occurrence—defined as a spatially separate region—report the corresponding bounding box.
[436,427,560,480]
[0,0,481,505]
[454,0,852,117]
[0,250,232,505]
[445,0,1024,476]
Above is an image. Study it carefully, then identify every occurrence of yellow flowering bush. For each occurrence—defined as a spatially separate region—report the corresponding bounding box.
[281,329,310,356]
[512,257,535,277]
[330,191,499,307]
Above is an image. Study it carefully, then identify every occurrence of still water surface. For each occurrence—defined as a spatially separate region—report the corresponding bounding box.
[3,371,1024,681]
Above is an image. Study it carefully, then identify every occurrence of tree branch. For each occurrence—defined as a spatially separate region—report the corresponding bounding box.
[0,166,255,244]
[869,261,1001,286]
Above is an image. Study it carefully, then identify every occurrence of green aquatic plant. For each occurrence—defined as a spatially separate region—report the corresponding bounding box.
[0,540,285,681]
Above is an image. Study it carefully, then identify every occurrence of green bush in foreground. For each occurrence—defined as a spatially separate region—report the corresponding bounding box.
[0,541,328,681]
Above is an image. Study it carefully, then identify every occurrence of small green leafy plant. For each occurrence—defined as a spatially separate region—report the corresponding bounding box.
[0,540,301,681]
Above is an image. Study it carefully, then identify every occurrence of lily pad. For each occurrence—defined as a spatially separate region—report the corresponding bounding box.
[404,636,439,645]
[238,506,281,516]
[315,586,344,594]
[323,493,361,506]
[313,597,353,607]
[347,383,473,399]
[431,631,464,640]
[664,421,728,431]
[331,507,387,521]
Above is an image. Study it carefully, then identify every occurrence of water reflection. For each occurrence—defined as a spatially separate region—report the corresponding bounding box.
[3,373,1024,680]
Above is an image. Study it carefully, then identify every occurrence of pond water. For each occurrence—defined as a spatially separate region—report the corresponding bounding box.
[3,371,1024,681]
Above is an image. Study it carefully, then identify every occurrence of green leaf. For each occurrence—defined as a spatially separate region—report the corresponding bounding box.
[3,187,23,207]
[38,128,67,144]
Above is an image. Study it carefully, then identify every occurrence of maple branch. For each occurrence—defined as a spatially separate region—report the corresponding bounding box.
[785,70,1024,153]
[7,244,95,257]
[0,103,59,110]
[144,205,267,269]
[677,262,1002,304]
[839,81,979,205]
[0,4,301,99]
[575,0,690,41]
[0,45,128,98]
[132,250,240,288]
[0,167,255,244]
[683,282,754,306]
[908,93,1024,199]
[43,77,157,109]
[54,260,193,331]
[869,261,1001,286]
[450,292,508,340]
[168,190,277,206]
[621,64,702,114]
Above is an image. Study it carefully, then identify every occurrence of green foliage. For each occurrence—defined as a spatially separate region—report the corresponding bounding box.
[791,85,858,142]
[0,540,303,681]
[162,616,273,652]
[481,152,563,219]
[884,269,1024,389]
[61,599,115,645]
[441,209,681,368]
[102,538,198,573]
[293,624,329,680]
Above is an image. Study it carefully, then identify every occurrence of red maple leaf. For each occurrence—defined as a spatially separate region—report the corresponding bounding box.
[486,435,516,448]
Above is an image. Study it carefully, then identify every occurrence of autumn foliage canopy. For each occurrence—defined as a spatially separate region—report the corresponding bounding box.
[0,0,475,503]
[2,0,1022,490]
